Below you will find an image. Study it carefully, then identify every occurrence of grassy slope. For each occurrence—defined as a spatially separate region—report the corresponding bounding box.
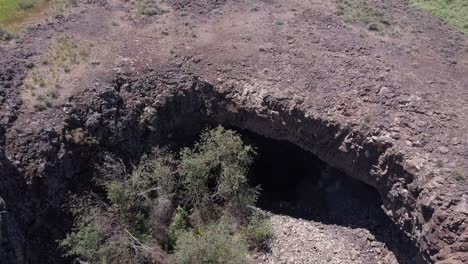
[0,0,21,24]
[0,0,49,30]
[410,0,468,32]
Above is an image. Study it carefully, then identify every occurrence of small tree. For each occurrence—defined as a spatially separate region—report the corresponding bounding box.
[178,126,258,211]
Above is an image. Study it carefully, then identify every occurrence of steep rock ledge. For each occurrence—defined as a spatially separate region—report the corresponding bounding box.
[0,72,466,263]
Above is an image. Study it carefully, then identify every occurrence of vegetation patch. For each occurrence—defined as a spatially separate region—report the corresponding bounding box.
[51,0,77,18]
[451,168,465,182]
[139,0,168,17]
[410,0,468,33]
[0,0,77,32]
[125,0,167,18]
[17,0,37,11]
[0,0,50,31]
[0,25,15,40]
[335,0,395,35]
[173,217,249,264]
[245,211,273,252]
[61,127,272,263]
[22,36,90,110]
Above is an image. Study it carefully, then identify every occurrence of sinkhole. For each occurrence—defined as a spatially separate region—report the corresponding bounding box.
[234,129,422,263]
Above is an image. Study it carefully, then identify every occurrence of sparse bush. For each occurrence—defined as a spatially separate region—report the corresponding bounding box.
[141,7,159,16]
[336,0,391,33]
[0,25,15,41]
[139,0,166,17]
[61,127,264,263]
[179,126,258,212]
[59,195,104,262]
[451,169,465,182]
[60,185,165,263]
[17,0,36,10]
[60,219,102,262]
[133,148,179,199]
[52,0,77,17]
[173,217,249,264]
[246,212,272,252]
[161,206,191,251]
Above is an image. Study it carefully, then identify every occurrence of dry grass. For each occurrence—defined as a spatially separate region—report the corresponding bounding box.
[335,0,397,35]
[125,0,168,19]
[22,36,90,110]
[52,0,77,18]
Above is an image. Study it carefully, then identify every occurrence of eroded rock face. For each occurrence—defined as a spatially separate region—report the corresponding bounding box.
[0,72,465,263]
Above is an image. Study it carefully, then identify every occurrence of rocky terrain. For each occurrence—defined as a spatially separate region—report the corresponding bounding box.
[0,0,467,263]
[257,214,402,264]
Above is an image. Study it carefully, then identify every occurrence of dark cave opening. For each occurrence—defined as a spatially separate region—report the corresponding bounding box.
[236,129,423,264]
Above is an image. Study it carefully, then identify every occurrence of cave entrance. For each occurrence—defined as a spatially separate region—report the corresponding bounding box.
[241,129,382,224]
[235,129,422,263]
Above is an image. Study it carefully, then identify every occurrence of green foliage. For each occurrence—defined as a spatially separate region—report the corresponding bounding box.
[162,206,191,251]
[60,188,165,263]
[133,148,178,199]
[410,0,468,32]
[105,180,144,229]
[179,126,258,210]
[17,0,37,11]
[0,0,49,32]
[61,127,263,263]
[59,195,106,262]
[60,221,101,261]
[170,206,190,234]
[107,181,130,211]
[173,217,249,264]
[246,213,272,251]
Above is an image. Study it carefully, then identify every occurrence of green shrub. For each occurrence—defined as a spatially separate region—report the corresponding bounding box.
[61,127,260,263]
[132,148,178,199]
[17,0,36,10]
[246,213,272,251]
[59,195,106,262]
[60,219,101,262]
[60,193,165,263]
[173,217,249,264]
[179,126,258,211]
[161,206,191,251]
[170,206,190,234]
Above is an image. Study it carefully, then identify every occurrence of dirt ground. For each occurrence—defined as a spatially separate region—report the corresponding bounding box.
[0,0,467,263]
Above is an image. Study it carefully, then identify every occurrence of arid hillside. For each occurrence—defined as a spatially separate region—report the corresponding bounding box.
[0,0,467,263]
